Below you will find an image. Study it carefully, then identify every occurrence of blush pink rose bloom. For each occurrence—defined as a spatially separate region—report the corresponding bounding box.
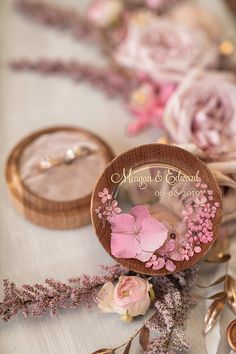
[113,12,219,82]
[86,0,124,28]
[169,2,223,40]
[108,205,168,262]
[164,70,236,157]
[96,276,152,321]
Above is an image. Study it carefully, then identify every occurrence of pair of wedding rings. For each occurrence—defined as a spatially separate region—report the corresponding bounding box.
[39,145,91,172]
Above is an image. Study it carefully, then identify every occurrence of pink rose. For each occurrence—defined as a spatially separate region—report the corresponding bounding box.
[169,2,223,40]
[97,276,152,321]
[164,70,236,158]
[86,0,123,28]
[127,81,176,135]
[113,12,219,82]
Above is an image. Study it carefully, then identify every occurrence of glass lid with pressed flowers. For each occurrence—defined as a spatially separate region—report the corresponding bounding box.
[91,144,223,275]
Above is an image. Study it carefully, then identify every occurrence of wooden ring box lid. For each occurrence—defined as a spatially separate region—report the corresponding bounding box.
[6,126,114,229]
[91,144,223,275]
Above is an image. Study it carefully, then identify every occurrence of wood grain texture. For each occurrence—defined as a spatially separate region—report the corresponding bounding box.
[6,126,114,229]
[91,144,223,275]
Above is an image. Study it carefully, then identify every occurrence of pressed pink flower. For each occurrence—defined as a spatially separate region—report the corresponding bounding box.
[104,200,121,216]
[146,255,176,272]
[158,222,187,262]
[194,196,207,207]
[109,205,168,262]
[95,206,103,219]
[165,259,176,272]
[146,255,166,270]
[98,188,112,204]
[199,231,213,243]
[194,246,202,253]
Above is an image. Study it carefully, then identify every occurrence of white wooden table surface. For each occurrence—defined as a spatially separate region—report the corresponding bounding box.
[0,1,236,353]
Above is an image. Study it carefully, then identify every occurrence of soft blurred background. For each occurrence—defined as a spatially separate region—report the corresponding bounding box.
[0,1,236,353]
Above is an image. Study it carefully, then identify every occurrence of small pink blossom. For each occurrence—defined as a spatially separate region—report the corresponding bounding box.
[145,255,176,272]
[98,188,112,204]
[165,259,176,272]
[158,222,187,262]
[109,206,168,262]
[104,200,121,216]
[194,246,202,253]
[95,206,103,219]
[127,81,176,135]
[199,231,213,243]
[194,196,207,207]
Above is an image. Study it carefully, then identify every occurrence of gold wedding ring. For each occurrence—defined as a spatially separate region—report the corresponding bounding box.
[39,145,91,172]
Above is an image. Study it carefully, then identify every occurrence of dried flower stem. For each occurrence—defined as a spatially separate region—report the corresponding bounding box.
[0,264,128,321]
[10,59,137,98]
[196,236,236,334]
[94,267,199,354]
[14,0,94,41]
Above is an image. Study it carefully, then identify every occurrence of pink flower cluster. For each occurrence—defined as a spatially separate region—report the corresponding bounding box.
[183,183,220,246]
[127,81,176,135]
[145,182,220,272]
[95,188,121,222]
[96,180,220,273]
[146,254,176,272]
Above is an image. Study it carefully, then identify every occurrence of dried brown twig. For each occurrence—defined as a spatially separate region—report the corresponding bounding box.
[196,236,236,334]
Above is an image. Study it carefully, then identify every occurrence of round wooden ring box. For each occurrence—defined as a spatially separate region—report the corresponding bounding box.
[91,144,223,275]
[6,126,114,229]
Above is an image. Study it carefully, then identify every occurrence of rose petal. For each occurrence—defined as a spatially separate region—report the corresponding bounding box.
[97,282,115,313]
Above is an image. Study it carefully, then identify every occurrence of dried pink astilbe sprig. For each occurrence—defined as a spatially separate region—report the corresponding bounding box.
[0,264,128,321]
[10,58,176,134]
[10,59,138,98]
[14,0,94,41]
[143,267,198,353]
